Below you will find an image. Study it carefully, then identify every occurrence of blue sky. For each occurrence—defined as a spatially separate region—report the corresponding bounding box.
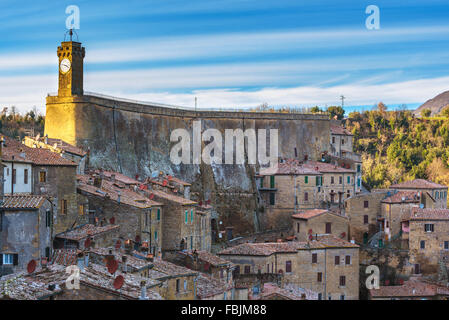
[1,0,449,113]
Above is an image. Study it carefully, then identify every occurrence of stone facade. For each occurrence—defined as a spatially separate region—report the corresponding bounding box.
[292,209,349,241]
[345,190,389,244]
[0,196,53,276]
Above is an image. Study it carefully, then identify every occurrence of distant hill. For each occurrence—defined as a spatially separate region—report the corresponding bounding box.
[415,90,449,116]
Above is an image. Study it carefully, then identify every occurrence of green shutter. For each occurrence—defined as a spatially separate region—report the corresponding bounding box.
[305,176,308,184]
[315,176,319,186]
[157,209,160,221]
[185,210,188,224]
[270,176,275,188]
[154,231,158,240]
[347,176,350,184]
[191,209,194,223]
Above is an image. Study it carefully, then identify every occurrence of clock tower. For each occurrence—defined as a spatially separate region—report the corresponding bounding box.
[57,31,85,97]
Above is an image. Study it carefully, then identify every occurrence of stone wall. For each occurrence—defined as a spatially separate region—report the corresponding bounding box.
[45,94,331,234]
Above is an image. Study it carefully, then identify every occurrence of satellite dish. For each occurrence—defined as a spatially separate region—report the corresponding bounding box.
[84,237,92,248]
[107,259,118,274]
[113,275,124,290]
[27,260,37,274]
[110,217,115,224]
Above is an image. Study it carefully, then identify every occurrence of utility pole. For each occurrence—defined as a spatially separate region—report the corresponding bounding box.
[340,95,345,108]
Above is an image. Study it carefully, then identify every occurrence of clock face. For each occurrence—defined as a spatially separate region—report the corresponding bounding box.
[60,58,71,73]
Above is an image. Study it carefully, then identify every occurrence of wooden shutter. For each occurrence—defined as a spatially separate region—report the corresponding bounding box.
[345,255,351,264]
[312,253,317,263]
[317,272,322,282]
[335,256,340,265]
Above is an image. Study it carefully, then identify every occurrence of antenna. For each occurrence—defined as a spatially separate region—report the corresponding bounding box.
[340,95,345,108]
[113,275,124,290]
[27,260,37,274]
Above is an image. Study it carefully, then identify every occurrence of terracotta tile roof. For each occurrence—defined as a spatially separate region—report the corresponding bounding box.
[152,257,198,277]
[92,170,141,185]
[1,195,47,209]
[408,208,449,221]
[44,138,87,156]
[304,160,355,173]
[150,189,196,205]
[51,249,78,266]
[196,272,233,299]
[259,159,321,176]
[370,278,449,298]
[1,135,77,166]
[291,209,329,220]
[88,247,154,271]
[254,282,318,300]
[218,236,358,256]
[382,191,421,204]
[330,124,353,136]
[55,224,120,241]
[390,179,447,190]
[0,263,163,300]
[181,250,233,267]
[77,174,162,208]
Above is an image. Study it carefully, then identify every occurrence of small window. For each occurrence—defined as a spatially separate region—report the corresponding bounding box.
[420,240,425,249]
[332,137,335,144]
[363,215,369,224]
[184,280,187,291]
[244,265,251,274]
[2,253,13,265]
[59,199,67,215]
[24,169,28,184]
[318,293,322,300]
[46,209,52,228]
[39,171,47,183]
[269,192,275,205]
[312,253,317,263]
[340,294,345,300]
[286,261,292,273]
[317,272,322,282]
[445,241,449,250]
[326,222,332,234]
[335,256,340,265]
[331,176,334,184]
[340,276,346,287]
[176,279,180,292]
[234,266,240,275]
[304,192,308,202]
[364,200,369,208]
[424,224,434,232]
[345,255,351,265]
[339,176,342,184]
[342,139,345,145]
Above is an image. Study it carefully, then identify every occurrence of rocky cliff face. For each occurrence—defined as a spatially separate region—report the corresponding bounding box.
[45,94,331,234]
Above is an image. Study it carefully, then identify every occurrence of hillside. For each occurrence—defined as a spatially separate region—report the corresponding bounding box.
[346,103,449,191]
[415,90,449,116]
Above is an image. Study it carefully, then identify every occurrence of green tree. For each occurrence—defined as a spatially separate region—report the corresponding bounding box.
[421,109,431,117]
[327,106,345,120]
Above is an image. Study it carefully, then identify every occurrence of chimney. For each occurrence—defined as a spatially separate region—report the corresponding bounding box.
[125,239,132,254]
[122,256,128,273]
[139,280,148,300]
[77,252,85,271]
[111,174,116,183]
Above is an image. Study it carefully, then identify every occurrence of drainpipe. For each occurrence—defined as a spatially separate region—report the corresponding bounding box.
[11,156,14,195]
[324,248,327,299]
